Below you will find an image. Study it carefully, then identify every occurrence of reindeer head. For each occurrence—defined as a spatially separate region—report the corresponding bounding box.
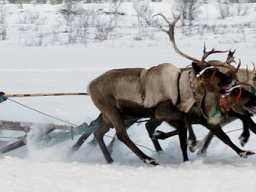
[192,62,235,95]
[227,85,256,116]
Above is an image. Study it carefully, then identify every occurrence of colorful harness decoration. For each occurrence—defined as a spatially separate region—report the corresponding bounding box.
[211,87,242,119]
[211,93,230,119]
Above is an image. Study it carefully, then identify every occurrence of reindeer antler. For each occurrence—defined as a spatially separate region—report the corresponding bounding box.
[154,12,201,64]
[201,43,228,66]
[155,12,230,67]
[226,49,236,64]
[252,62,256,72]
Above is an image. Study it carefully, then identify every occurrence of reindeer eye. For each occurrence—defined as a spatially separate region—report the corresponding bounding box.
[204,69,212,77]
[232,88,239,96]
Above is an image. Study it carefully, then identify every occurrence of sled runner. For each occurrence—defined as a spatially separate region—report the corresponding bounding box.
[0,120,89,154]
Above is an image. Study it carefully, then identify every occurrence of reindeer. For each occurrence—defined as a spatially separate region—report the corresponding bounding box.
[84,27,237,165]
[196,67,256,156]
[154,84,256,155]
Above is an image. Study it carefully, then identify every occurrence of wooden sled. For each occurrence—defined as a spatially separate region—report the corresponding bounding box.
[0,120,89,154]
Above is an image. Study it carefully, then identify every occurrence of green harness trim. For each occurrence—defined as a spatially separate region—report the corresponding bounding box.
[211,94,222,118]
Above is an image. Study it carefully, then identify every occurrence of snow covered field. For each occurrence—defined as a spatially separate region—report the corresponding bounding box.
[0,1,256,192]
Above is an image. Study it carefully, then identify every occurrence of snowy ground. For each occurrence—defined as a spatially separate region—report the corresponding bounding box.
[0,2,256,192]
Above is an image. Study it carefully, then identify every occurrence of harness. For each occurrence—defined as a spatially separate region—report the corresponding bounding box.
[211,87,242,119]
[189,66,216,108]
[211,93,231,119]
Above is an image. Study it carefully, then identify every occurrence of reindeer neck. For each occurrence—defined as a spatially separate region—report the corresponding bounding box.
[188,69,206,99]
[203,92,230,125]
[176,69,205,113]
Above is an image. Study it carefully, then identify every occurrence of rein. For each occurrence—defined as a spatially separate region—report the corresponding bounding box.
[235,87,242,103]
[3,93,88,98]
[208,68,217,87]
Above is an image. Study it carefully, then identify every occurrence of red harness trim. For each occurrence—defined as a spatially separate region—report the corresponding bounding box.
[235,87,242,103]
[216,93,227,113]
[208,68,216,87]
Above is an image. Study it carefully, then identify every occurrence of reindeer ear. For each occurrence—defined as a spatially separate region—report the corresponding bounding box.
[192,62,202,73]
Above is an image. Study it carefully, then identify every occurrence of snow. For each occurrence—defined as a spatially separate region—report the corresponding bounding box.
[0,1,256,192]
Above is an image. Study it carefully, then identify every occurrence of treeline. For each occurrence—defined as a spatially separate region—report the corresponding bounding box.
[7,0,162,5]
[6,0,256,5]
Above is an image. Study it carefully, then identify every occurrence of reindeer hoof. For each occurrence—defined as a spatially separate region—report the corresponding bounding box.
[152,131,164,139]
[187,139,197,152]
[143,159,159,166]
[197,150,207,157]
[239,136,248,147]
[239,150,255,158]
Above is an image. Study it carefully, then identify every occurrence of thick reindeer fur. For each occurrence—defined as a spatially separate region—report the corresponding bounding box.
[143,64,180,108]
[88,63,181,109]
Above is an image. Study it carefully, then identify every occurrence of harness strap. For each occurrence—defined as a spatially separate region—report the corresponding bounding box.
[211,93,230,119]
[175,72,181,106]
[188,70,205,108]
[208,68,216,87]
[235,87,242,103]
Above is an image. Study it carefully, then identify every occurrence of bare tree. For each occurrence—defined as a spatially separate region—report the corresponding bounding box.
[175,0,201,26]
[217,0,250,19]
[93,13,116,41]
[93,1,123,41]
[133,2,155,26]
[18,11,47,46]
[59,1,86,44]
[232,0,250,16]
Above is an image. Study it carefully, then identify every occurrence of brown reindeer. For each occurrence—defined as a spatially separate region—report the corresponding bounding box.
[72,83,256,164]
[154,84,256,157]
[72,12,241,165]
[86,51,235,165]
[196,83,256,155]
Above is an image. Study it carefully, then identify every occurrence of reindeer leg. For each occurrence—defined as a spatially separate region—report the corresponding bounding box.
[94,121,114,164]
[238,114,250,147]
[247,116,256,134]
[156,101,198,152]
[154,101,191,161]
[71,114,103,151]
[186,122,198,152]
[107,118,138,154]
[104,107,159,165]
[205,123,254,158]
[197,131,214,156]
[145,119,163,151]
[178,125,189,162]
[153,129,180,139]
